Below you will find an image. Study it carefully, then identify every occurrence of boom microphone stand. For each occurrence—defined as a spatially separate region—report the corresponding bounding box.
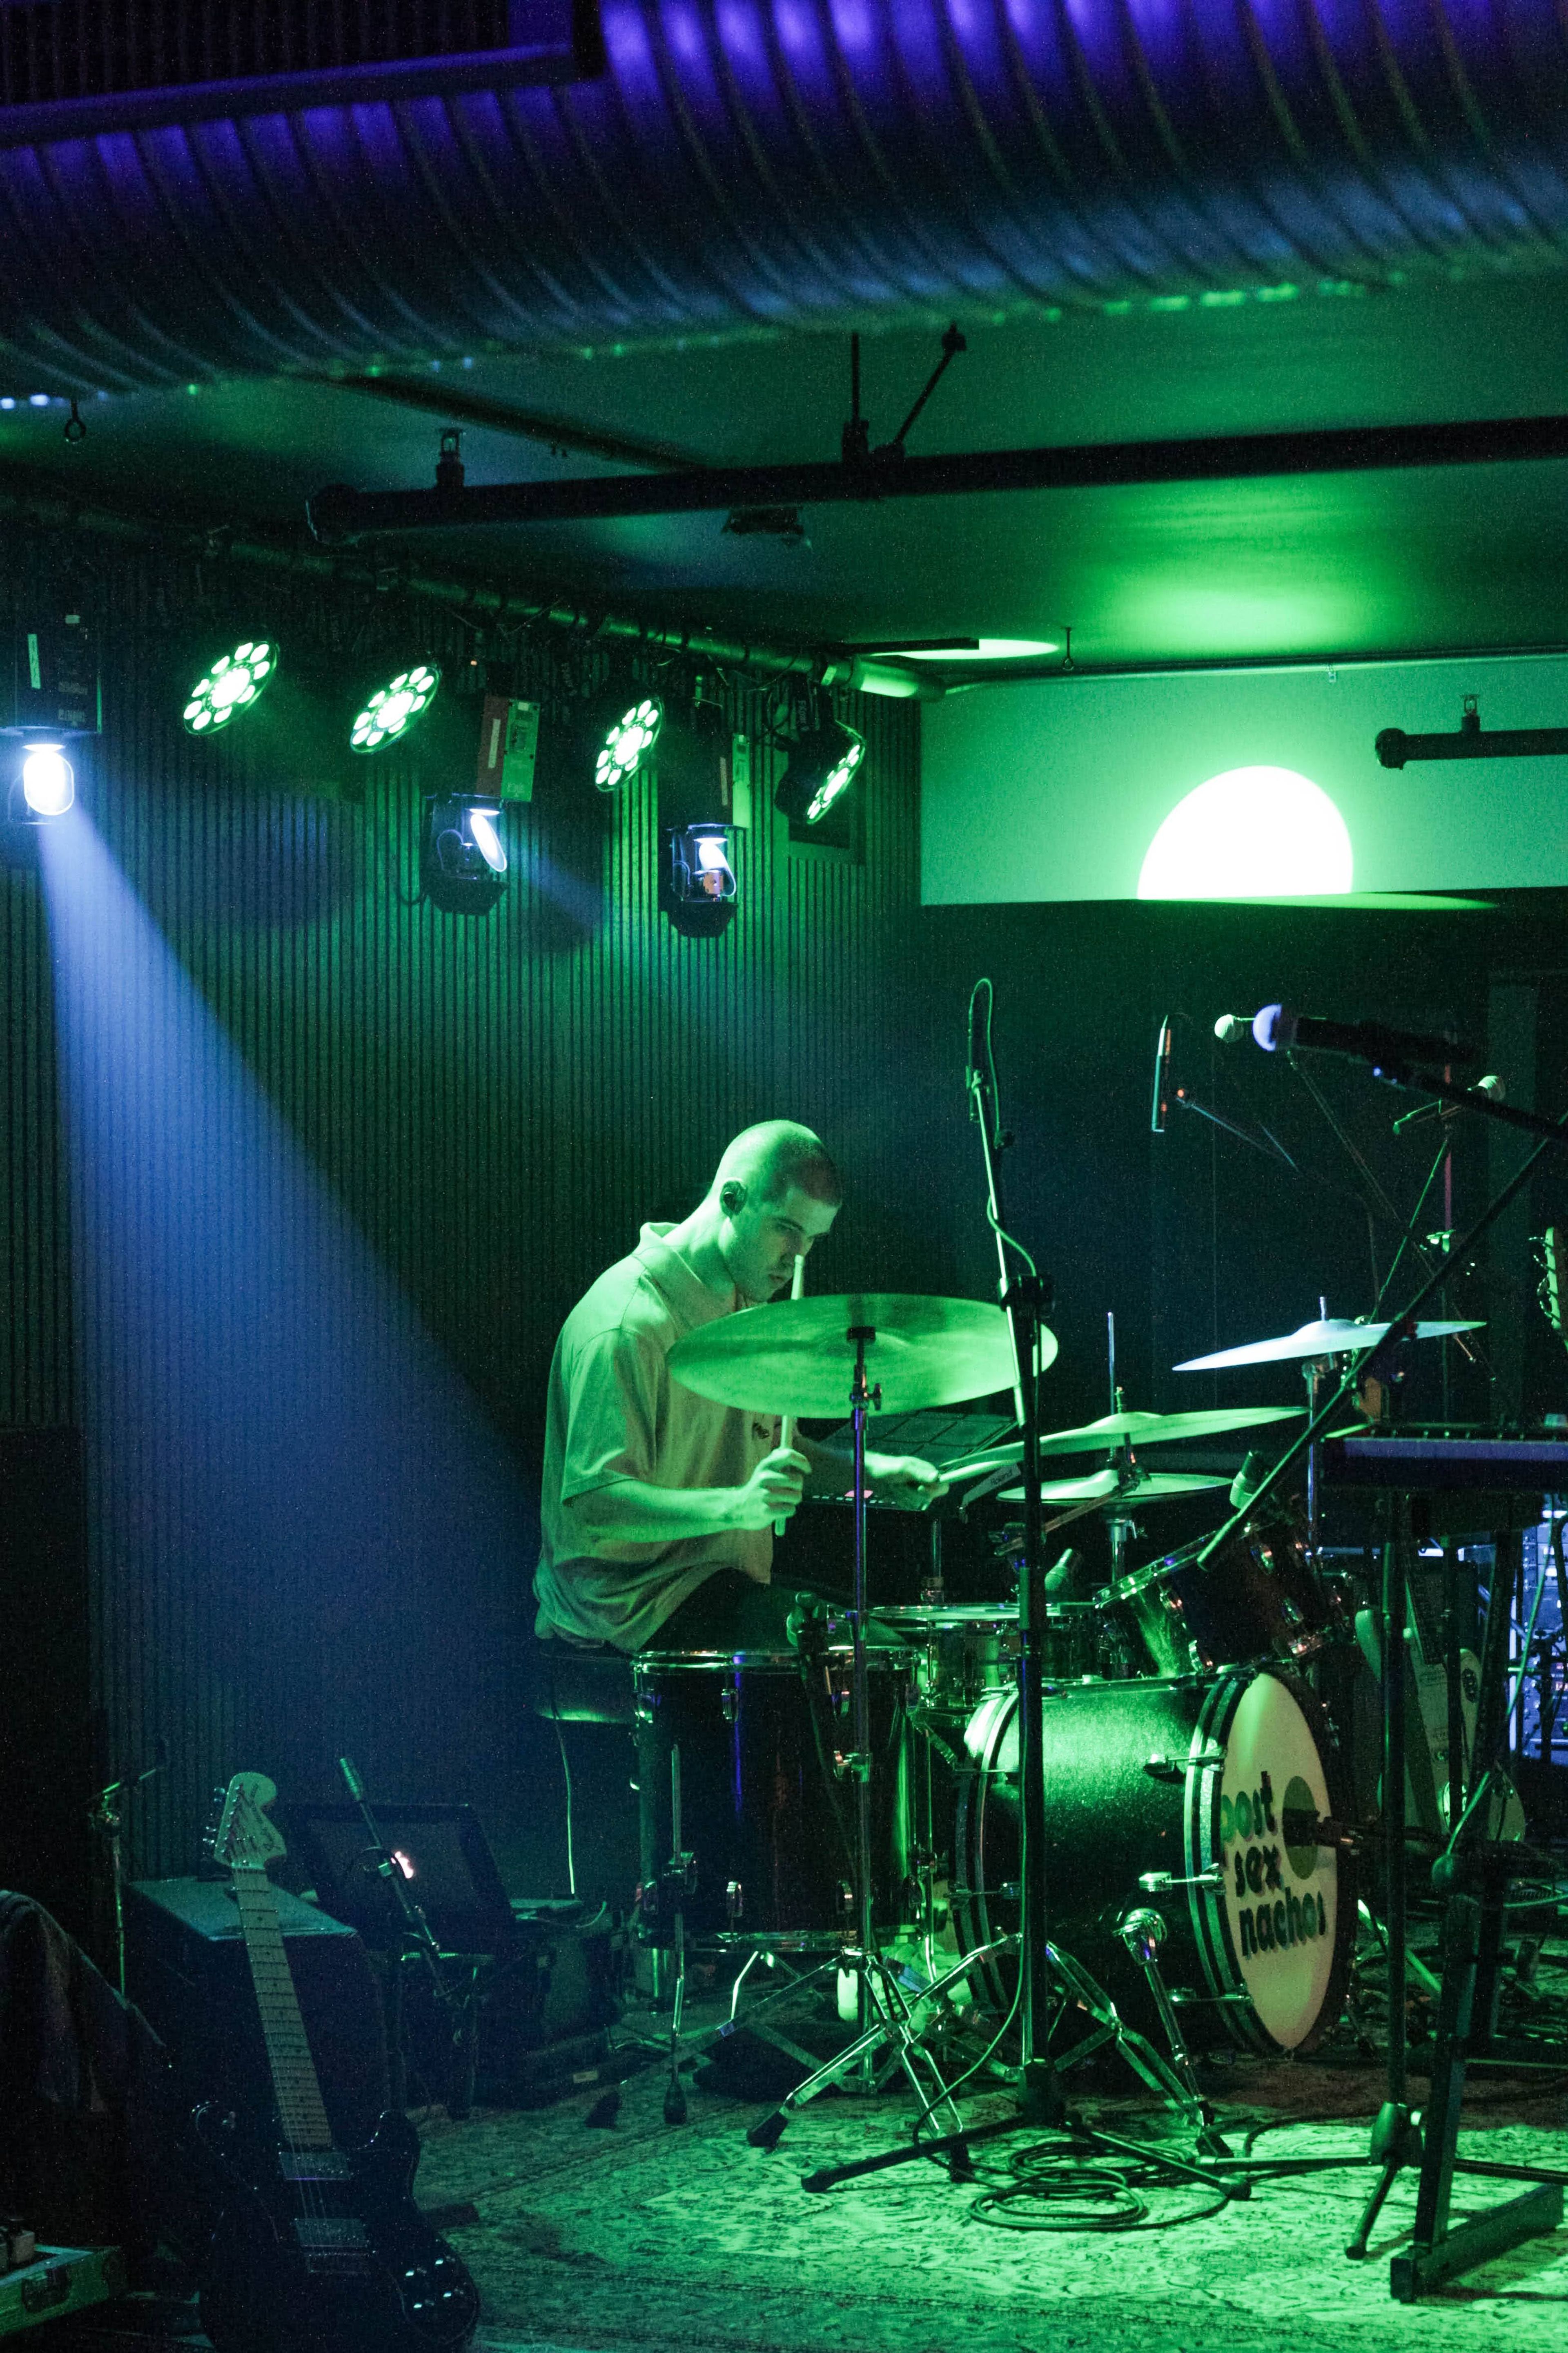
[967,977,1060,2122]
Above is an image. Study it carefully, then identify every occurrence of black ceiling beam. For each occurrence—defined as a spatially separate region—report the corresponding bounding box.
[308,411,1568,540]
[321,374,710,473]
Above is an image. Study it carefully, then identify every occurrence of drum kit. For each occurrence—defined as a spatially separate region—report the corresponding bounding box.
[648,1291,1477,2147]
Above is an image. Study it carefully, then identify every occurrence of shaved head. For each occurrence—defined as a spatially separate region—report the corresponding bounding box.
[710,1121,843,1212]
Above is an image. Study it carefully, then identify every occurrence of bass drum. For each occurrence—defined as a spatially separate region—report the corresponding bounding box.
[952,1664,1354,2057]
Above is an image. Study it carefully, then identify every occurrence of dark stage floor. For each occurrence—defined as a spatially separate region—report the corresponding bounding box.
[408,2014,1568,2353]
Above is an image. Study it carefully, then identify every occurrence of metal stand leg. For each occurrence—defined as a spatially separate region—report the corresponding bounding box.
[664,1746,690,2126]
[1348,1499,1424,2259]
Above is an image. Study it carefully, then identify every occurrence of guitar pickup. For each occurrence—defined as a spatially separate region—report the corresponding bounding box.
[290,2218,372,2251]
[281,2151,354,2184]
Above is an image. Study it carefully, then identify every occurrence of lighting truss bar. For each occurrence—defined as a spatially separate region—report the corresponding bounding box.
[0,471,935,699]
[308,412,1568,539]
[1376,723,1568,767]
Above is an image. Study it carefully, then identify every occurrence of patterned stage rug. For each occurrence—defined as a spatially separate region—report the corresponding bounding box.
[412,2053,1568,2353]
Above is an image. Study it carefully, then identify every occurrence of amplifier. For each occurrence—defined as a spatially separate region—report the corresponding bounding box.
[125,1878,388,2149]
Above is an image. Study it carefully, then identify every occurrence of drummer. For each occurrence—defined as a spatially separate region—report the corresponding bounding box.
[534,1120,947,1656]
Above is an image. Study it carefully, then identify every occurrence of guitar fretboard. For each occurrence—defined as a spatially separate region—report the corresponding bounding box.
[232,1866,335,2152]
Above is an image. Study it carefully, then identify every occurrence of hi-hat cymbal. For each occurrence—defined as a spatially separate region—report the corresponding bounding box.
[1174,1317,1483,1372]
[943,1403,1301,1475]
[669,1293,1040,1418]
[998,1467,1228,1506]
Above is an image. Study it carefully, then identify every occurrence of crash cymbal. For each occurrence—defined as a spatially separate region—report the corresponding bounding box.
[943,1403,1301,1474]
[1174,1317,1483,1372]
[998,1467,1228,1505]
[668,1292,1042,1418]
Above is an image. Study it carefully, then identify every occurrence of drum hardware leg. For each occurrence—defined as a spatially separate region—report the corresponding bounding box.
[662,1746,695,2126]
[744,1936,1015,2151]
[1114,1910,1230,2158]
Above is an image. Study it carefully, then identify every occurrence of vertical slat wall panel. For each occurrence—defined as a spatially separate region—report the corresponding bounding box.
[1,540,922,1892]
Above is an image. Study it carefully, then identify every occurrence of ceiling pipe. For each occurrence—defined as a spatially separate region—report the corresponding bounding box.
[0,473,935,698]
[323,375,709,471]
[309,412,1568,540]
[6,1,1568,392]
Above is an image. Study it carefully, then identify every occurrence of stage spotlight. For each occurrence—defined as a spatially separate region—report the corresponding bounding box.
[591,692,663,793]
[183,639,277,736]
[775,716,865,826]
[662,821,737,938]
[671,821,736,903]
[351,663,441,755]
[421,794,507,913]
[20,743,74,816]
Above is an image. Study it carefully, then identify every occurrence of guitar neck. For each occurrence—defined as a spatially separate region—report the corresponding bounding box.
[231,1866,335,2152]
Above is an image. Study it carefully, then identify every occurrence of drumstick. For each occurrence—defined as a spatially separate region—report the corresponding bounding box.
[774,1253,805,1537]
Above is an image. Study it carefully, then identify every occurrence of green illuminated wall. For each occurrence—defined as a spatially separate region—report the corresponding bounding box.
[922,656,1568,903]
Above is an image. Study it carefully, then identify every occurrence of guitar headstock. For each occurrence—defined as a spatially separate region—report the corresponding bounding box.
[210,1771,287,1876]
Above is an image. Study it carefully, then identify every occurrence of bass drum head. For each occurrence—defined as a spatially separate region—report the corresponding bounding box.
[953,1664,1352,2058]
[1213,1667,1341,2051]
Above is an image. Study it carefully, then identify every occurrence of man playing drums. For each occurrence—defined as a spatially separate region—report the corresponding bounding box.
[534,1120,946,1656]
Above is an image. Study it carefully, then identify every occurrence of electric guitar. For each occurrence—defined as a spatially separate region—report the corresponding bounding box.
[196,1772,480,2353]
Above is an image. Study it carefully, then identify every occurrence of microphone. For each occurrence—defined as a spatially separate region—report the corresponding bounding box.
[1150,1015,1173,1134]
[1250,1005,1477,1070]
[1213,1013,1249,1045]
[1228,1449,1270,1513]
[1392,1072,1504,1135]
[339,1755,367,1803]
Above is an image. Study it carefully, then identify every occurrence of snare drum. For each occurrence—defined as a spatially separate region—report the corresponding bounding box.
[1108,1514,1339,1677]
[633,1648,912,1947]
[871,1603,1102,1720]
[951,1662,1353,2056]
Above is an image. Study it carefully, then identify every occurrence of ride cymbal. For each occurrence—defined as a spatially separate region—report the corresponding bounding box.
[943,1403,1301,1474]
[669,1292,1040,1418]
[1174,1317,1483,1372]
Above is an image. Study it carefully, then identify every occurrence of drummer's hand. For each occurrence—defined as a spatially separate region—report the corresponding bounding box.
[733,1447,812,1530]
[867,1453,949,1510]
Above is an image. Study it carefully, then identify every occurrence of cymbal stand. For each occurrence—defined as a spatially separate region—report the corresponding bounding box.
[747,1324,986,2148]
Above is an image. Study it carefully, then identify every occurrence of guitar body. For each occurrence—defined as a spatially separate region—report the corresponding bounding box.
[196,2108,478,2353]
[198,1775,480,2353]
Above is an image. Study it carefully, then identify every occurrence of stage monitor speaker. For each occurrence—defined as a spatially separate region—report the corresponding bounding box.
[125,1877,388,2148]
[0,1429,98,1945]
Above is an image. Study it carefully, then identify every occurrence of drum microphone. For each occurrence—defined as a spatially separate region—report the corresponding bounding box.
[1043,1546,1090,1599]
[1248,1004,1477,1069]
[1392,1072,1504,1134]
[1213,1013,1249,1046]
[1228,1450,1270,1513]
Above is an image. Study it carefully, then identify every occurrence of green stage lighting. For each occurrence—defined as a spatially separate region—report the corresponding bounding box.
[350,663,441,754]
[776,717,865,825]
[183,640,277,736]
[593,694,662,792]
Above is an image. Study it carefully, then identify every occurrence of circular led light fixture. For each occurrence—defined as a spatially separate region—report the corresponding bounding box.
[350,662,441,754]
[777,718,866,825]
[183,639,278,735]
[593,694,663,793]
[20,743,74,815]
